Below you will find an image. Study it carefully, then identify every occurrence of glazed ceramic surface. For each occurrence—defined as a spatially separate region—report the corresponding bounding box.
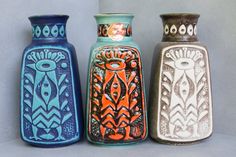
[86,14,148,145]
[20,15,83,147]
[149,13,213,144]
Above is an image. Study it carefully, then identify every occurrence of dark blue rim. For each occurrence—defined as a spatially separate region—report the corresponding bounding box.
[29,15,69,24]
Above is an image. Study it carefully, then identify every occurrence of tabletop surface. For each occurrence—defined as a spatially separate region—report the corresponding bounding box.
[0,133,235,157]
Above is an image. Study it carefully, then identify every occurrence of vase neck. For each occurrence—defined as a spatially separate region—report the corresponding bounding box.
[95,14,134,42]
[160,13,199,42]
[29,15,69,42]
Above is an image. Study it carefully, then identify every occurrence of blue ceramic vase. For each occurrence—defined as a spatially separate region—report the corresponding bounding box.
[20,15,83,147]
[86,13,148,145]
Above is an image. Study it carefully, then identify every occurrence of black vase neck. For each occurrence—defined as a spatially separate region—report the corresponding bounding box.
[29,15,69,42]
[160,13,199,42]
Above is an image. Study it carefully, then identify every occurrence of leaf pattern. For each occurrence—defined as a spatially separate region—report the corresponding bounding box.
[25,73,34,84]
[24,114,32,123]
[21,48,78,143]
[58,74,67,86]
[62,113,72,124]
[61,100,68,110]
[24,100,31,107]
[159,46,211,141]
[24,85,33,95]
[59,85,67,95]
[89,46,146,142]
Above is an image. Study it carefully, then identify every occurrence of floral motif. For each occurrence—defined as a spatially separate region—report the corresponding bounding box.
[21,48,79,143]
[159,46,212,141]
[88,46,146,143]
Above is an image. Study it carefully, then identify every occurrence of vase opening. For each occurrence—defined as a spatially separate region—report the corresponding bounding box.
[29,15,69,23]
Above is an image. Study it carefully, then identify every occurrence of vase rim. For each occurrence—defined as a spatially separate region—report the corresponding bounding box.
[95,13,134,17]
[160,13,200,18]
[29,14,69,20]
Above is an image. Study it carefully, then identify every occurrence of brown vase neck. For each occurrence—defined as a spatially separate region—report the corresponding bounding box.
[160,13,199,42]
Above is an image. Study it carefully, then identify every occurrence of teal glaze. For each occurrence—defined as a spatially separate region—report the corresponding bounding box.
[86,14,148,145]
[20,15,83,147]
[21,46,79,144]
[32,23,65,40]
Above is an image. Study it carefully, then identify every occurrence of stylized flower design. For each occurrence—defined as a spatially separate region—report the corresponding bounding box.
[27,49,65,72]
[90,47,145,141]
[165,48,202,70]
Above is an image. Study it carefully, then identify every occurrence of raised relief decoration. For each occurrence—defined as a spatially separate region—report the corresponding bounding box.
[158,45,212,142]
[88,46,146,143]
[32,24,66,39]
[22,49,78,143]
[164,24,197,36]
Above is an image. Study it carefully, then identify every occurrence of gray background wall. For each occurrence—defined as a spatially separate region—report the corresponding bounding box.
[100,0,236,136]
[0,0,236,144]
[0,0,98,143]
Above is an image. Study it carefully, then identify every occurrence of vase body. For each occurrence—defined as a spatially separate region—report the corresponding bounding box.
[149,14,213,144]
[20,15,83,147]
[86,14,148,145]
